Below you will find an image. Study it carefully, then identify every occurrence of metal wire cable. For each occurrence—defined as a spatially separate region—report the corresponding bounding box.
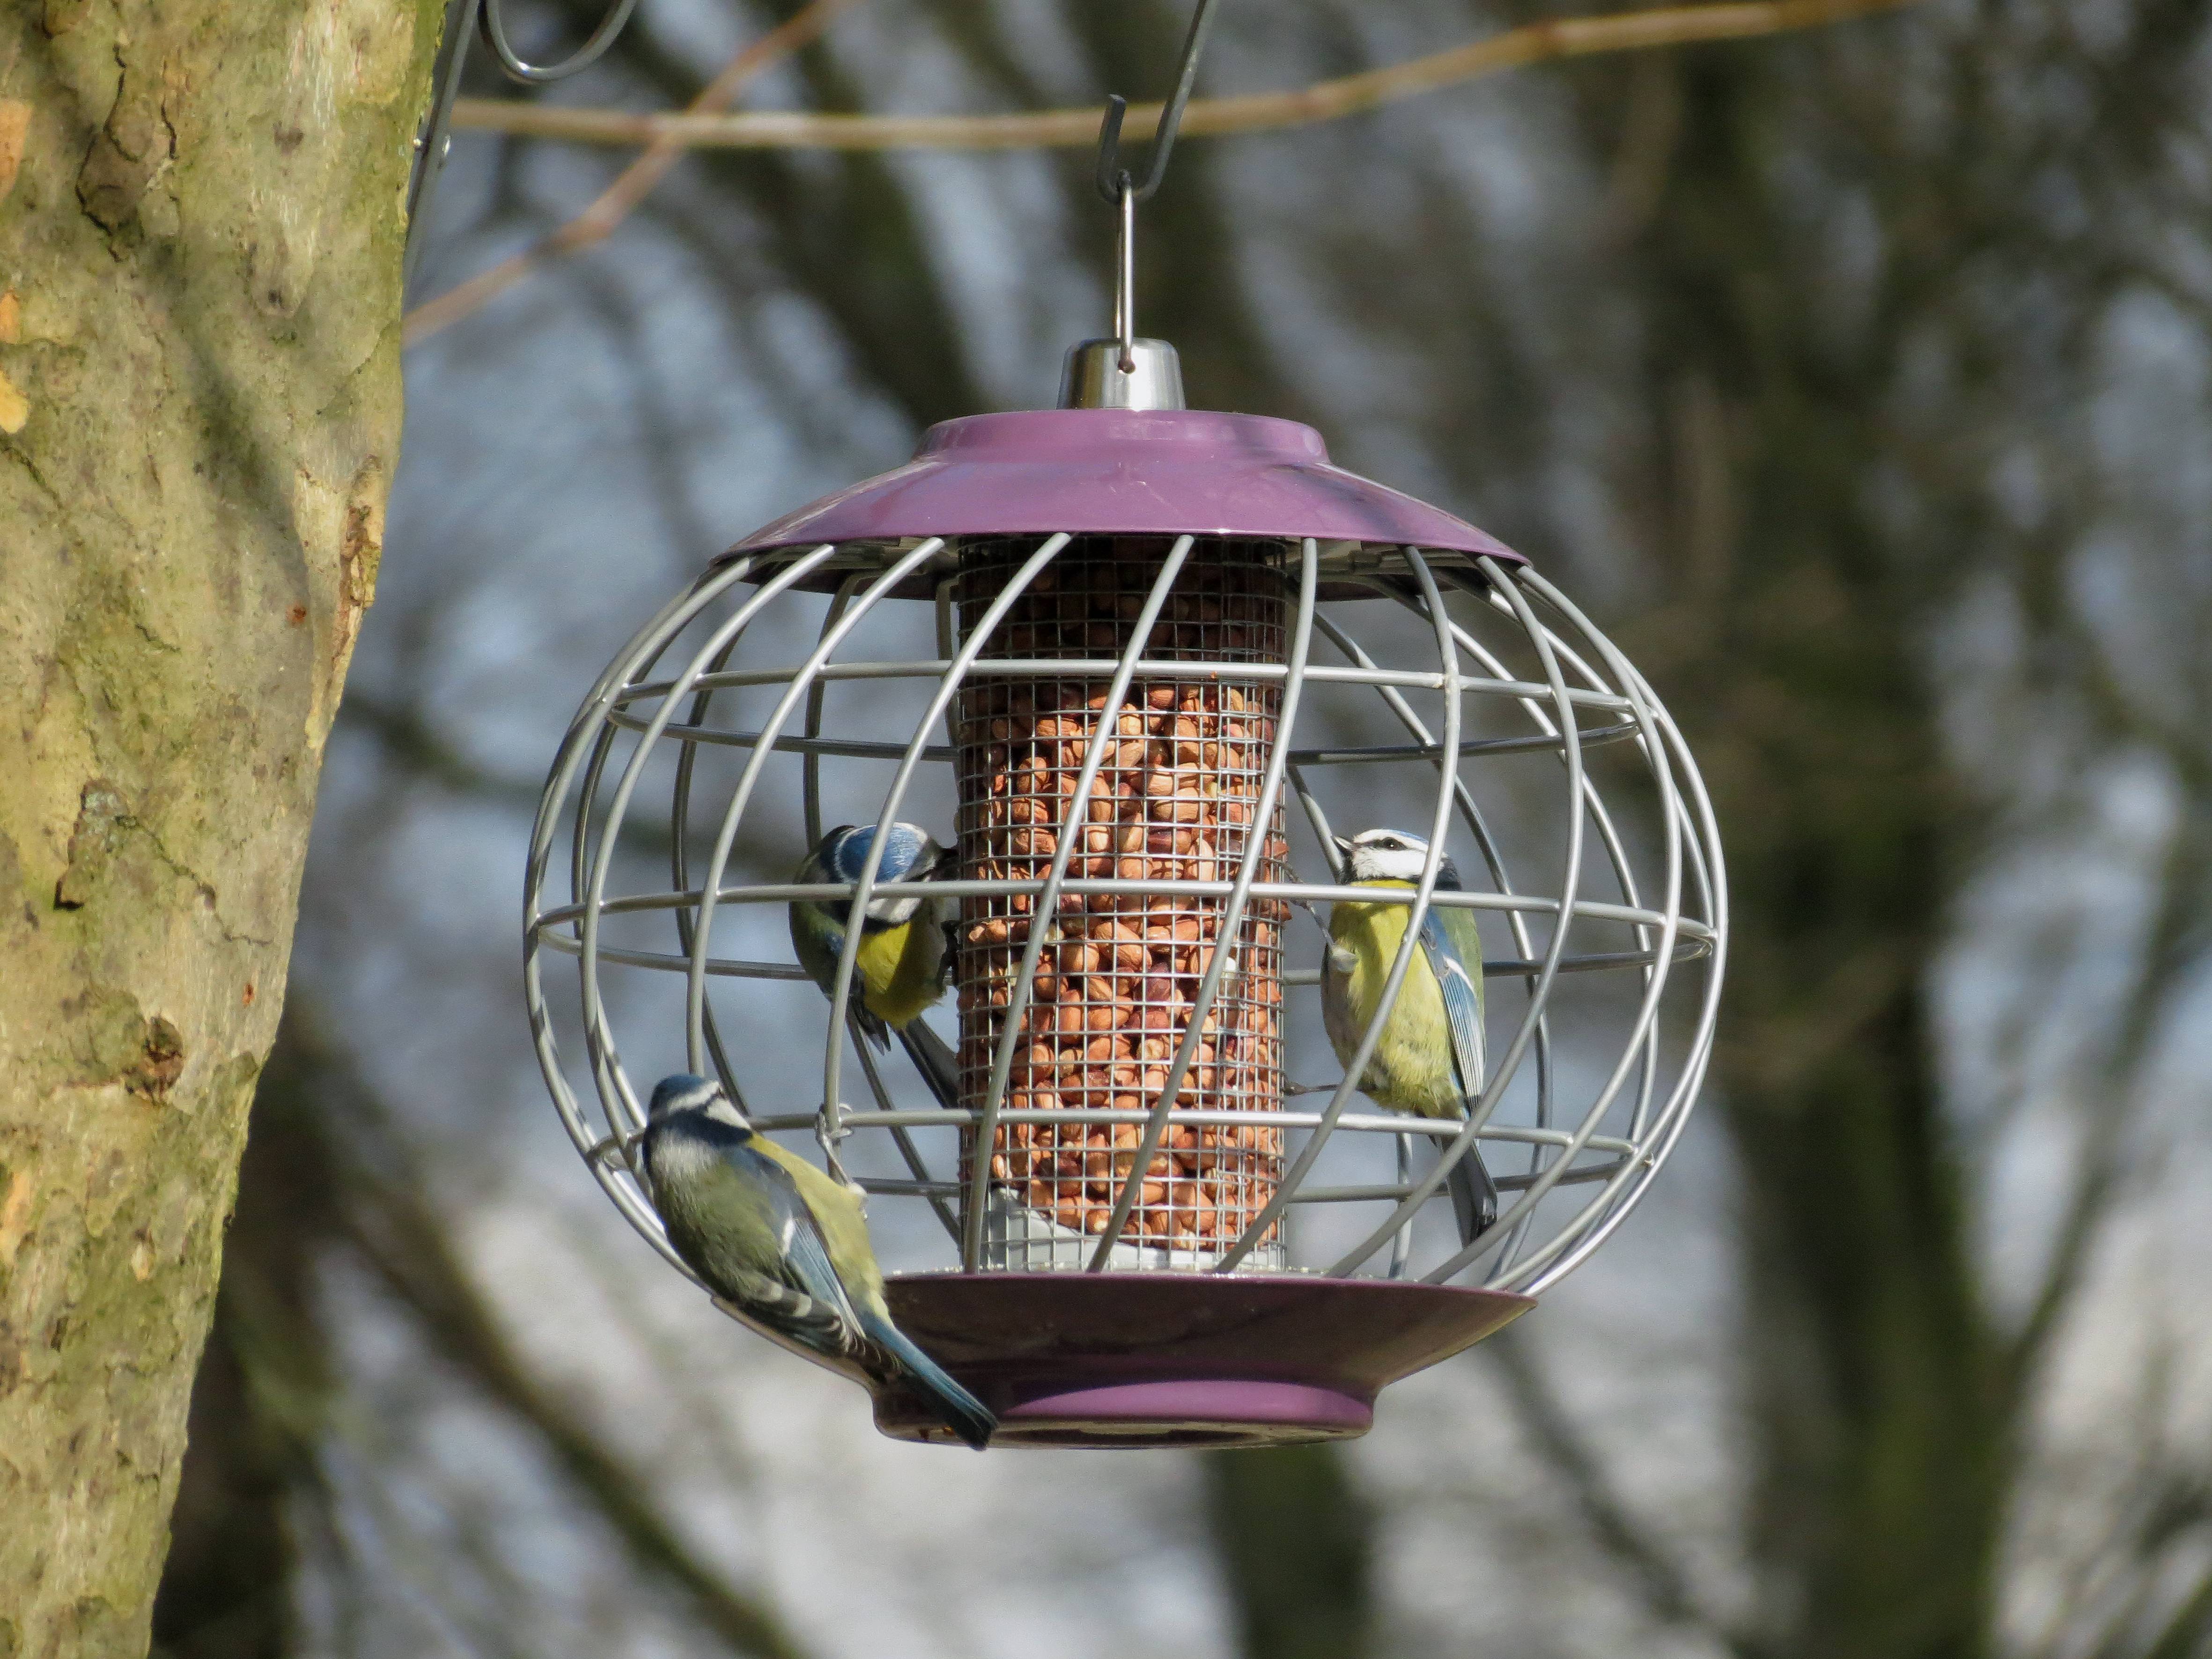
[404,0,643,285]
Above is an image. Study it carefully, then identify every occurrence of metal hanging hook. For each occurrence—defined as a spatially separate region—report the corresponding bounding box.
[1059,0,1220,406]
[1091,0,1225,207]
[403,0,644,288]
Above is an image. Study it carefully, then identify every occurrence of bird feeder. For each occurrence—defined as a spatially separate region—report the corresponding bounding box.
[521,6,1725,1448]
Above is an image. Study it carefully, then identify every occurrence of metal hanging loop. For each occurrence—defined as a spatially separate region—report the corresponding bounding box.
[1058,0,1221,408]
[478,0,643,82]
[403,0,643,288]
[1091,0,1226,206]
[1113,177,1138,371]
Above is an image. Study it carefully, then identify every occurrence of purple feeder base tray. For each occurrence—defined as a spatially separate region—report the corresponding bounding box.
[872,1272,1534,1450]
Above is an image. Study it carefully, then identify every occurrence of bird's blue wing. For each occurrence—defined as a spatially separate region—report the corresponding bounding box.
[718,1141,867,1359]
[1417,909,1487,1105]
[1416,908,1500,1242]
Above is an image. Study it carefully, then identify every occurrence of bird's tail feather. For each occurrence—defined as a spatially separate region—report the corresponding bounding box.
[1446,1145,1500,1249]
[852,1005,892,1053]
[898,1020,964,1113]
[862,1311,995,1450]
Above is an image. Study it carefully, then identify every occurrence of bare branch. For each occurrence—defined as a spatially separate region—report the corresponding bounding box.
[2003,628,2212,1403]
[405,0,865,345]
[276,1011,812,1659]
[1483,1328,1756,1655]
[446,0,1925,154]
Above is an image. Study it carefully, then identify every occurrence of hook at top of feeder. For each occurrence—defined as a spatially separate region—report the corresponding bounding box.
[1066,2,1221,409]
[1091,0,1226,206]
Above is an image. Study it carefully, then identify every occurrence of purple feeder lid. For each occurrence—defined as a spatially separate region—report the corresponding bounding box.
[722,408,1524,598]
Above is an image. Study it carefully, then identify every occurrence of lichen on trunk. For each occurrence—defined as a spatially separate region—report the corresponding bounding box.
[0,3,442,1650]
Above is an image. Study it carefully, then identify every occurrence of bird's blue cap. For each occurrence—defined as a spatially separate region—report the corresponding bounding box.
[823,821,936,882]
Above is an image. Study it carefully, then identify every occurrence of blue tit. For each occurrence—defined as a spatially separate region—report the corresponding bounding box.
[1320,827,1500,1246]
[641,1074,995,1450]
[789,822,962,1110]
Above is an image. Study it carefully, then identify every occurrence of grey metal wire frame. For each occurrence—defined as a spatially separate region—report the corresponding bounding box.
[523,536,1727,1297]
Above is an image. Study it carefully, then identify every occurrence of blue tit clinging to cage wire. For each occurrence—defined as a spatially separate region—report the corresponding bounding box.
[1321,827,1501,1246]
[641,1074,995,1449]
[790,822,962,1111]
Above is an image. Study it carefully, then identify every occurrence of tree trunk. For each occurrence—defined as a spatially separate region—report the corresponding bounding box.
[1204,1445,1374,1659]
[0,4,439,1649]
[1601,43,2006,1656]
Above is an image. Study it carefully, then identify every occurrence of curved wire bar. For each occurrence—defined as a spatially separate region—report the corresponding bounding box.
[530,926,1711,981]
[671,627,756,1110]
[1480,595,1668,1154]
[1493,573,1727,1295]
[538,879,1712,937]
[1405,560,1677,1285]
[578,546,841,1147]
[850,1021,962,1244]
[1288,722,1642,765]
[966,539,1197,1266]
[531,536,1728,1298]
[803,575,870,848]
[1439,567,1715,1273]
[1090,539,1320,1268]
[799,578,967,1231]
[1367,568,1670,1270]
[1388,1135,1414,1278]
[598,715,1636,764]
[524,556,767,1283]
[1298,596,1559,1263]
[1213,547,1466,1272]
[565,559,794,1132]
[680,541,946,1098]
[819,537,1072,1161]
[1324,556,1593,1280]
[655,568,963,1226]
[745,1112,1639,1152]
[616,657,1631,705]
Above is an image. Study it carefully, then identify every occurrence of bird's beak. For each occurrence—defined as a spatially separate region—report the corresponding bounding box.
[1331,834,1353,857]
[928,843,960,879]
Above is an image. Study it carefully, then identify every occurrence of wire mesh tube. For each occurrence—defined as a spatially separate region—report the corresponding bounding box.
[955,538,1291,1268]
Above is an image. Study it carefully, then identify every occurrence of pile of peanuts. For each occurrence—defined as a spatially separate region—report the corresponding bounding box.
[953,540,1291,1254]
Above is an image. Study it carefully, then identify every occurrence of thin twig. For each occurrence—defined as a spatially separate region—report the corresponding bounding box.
[273,1009,813,1659]
[448,0,1922,154]
[1483,1327,1755,1653]
[405,0,864,346]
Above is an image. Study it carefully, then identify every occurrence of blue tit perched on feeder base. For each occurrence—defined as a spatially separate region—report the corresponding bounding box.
[641,1074,996,1449]
[789,822,962,1109]
[1321,828,1501,1246]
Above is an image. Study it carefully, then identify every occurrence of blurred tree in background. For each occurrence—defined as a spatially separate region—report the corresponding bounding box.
[147,0,2212,1656]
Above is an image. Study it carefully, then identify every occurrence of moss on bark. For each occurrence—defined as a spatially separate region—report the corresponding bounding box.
[0,3,441,1650]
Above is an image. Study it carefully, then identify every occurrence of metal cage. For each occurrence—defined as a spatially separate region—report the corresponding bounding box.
[524,407,1726,1448]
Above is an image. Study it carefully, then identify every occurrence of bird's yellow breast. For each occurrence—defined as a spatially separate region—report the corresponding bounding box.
[1325,887,1461,1120]
[855,915,942,1029]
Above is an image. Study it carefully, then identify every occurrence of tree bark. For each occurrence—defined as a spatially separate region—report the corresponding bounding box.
[0,4,439,1650]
